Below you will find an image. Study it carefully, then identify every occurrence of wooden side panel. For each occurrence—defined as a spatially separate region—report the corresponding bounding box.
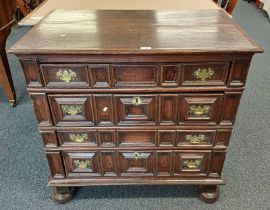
[220,92,242,125]
[46,152,65,179]
[228,57,252,87]
[215,129,232,148]
[30,93,52,126]
[19,58,43,87]
[209,151,226,177]
[40,130,58,148]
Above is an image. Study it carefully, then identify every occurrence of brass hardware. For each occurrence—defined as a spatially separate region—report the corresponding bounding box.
[132,152,141,160]
[194,67,214,81]
[69,133,88,143]
[56,69,76,82]
[183,160,201,169]
[132,96,142,106]
[62,105,82,115]
[189,105,210,116]
[73,159,91,169]
[185,134,205,144]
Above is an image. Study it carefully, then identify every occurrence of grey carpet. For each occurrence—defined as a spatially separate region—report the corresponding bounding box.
[0,1,269,209]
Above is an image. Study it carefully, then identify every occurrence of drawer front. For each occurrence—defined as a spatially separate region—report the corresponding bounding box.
[41,64,89,87]
[113,65,158,87]
[118,130,156,147]
[23,61,233,88]
[55,129,216,148]
[60,150,211,178]
[181,62,229,86]
[174,151,211,176]
[58,131,98,146]
[63,151,101,177]
[119,151,154,176]
[179,94,224,125]
[176,130,216,147]
[115,95,157,125]
[48,95,94,126]
[47,94,225,126]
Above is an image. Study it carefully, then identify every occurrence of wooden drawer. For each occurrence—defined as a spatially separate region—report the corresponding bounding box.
[179,94,224,125]
[31,62,232,89]
[112,64,159,87]
[48,95,95,126]
[61,150,211,178]
[41,64,89,88]
[115,94,157,125]
[47,94,225,126]
[48,94,114,126]
[176,130,216,147]
[174,150,211,176]
[118,151,154,176]
[181,62,230,86]
[63,151,101,177]
[58,130,98,146]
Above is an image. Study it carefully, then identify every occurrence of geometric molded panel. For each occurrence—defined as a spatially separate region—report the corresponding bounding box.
[115,95,157,125]
[63,152,101,177]
[119,151,154,176]
[174,150,211,176]
[179,94,224,125]
[48,95,94,126]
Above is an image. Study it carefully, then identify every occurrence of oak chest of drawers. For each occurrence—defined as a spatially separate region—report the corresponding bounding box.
[9,10,263,203]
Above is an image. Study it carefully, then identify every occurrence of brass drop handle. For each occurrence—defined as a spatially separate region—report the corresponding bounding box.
[183,160,201,169]
[132,152,141,160]
[56,69,77,82]
[189,105,210,116]
[62,105,82,115]
[69,133,88,143]
[73,159,91,169]
[185,134,205,144]
[132,96,142,106]
[194,67,214,81]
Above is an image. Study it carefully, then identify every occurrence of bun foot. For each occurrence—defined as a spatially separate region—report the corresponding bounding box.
[53,187,75,204]
[198,185,219,204]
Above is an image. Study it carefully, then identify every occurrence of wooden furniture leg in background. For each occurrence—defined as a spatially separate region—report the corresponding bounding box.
[0,25,16,107]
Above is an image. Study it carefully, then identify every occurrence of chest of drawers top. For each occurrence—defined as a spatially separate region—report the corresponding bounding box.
[9,10,262,55]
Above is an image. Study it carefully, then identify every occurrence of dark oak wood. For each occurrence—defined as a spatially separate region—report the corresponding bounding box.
[199,185,220,203]
[9,10,262,54]
[9,10,262,204]
[53,186,75,204]
[0,0,17,106]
